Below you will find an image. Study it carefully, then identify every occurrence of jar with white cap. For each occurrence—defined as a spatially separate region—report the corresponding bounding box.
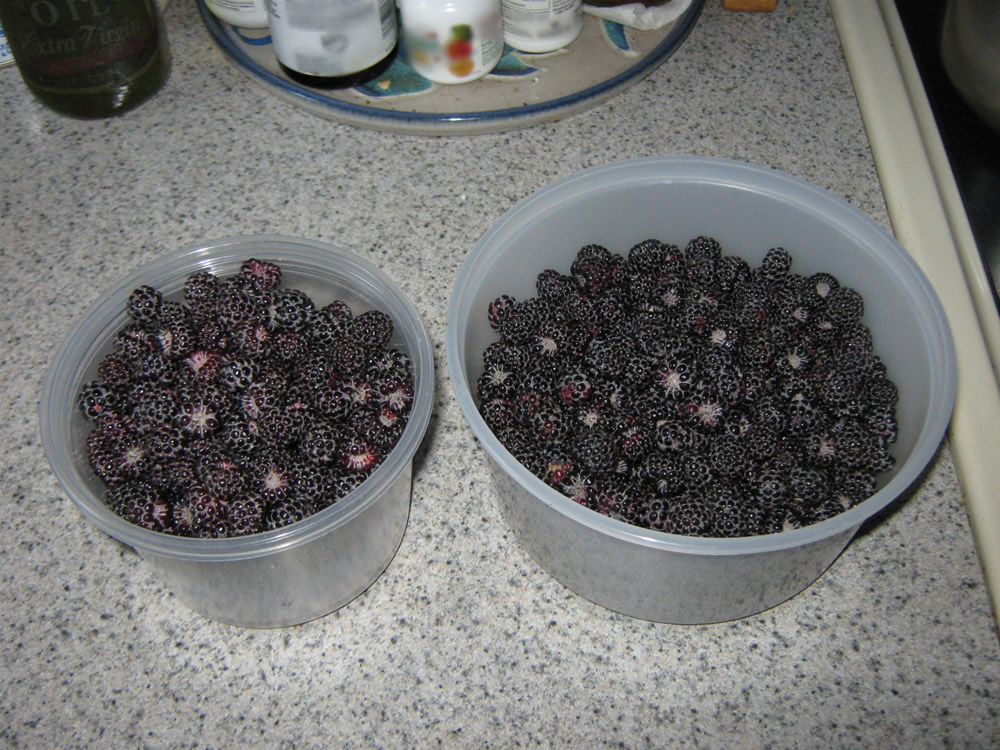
[398,0,503,84]
[501,0,583,53]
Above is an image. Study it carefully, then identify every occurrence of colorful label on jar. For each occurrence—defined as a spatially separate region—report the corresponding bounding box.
[403,12,502,84]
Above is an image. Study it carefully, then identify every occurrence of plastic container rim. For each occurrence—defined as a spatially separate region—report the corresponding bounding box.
[40,234,435,562]
[445,155,957,557]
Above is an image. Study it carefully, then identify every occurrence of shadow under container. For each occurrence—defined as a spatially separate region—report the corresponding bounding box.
[446,156,957,624]
[41,235,434,628]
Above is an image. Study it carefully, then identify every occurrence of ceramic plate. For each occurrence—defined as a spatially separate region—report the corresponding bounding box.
[195,0,705,135]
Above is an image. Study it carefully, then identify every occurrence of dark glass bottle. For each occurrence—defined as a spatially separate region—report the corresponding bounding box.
[0,0,170,119]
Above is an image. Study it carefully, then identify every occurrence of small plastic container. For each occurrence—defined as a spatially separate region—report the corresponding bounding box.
[40,236,434,628]
[500,0,583,53]
[446,156,957,624]
[399,0,504,84]
[202,0,269,28]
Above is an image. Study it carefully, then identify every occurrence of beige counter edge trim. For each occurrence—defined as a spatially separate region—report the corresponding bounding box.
[831,0,1000,629]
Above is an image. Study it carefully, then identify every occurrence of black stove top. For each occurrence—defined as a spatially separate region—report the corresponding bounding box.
[892,0,1000,310]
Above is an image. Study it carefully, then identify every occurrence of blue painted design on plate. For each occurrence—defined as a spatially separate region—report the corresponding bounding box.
[355,59,434,97]
[231,26,272,46]
[603,21,631,52]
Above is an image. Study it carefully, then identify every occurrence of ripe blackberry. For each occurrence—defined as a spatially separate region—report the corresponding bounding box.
[760,247,792,281]
[220,415,261,455]
[866,404,899,445]
[227,494,266,536]
[301,418,341,465]
[240,258,282,292]
[666,496,714,536]
[572,254,619,297]
[348,310,394,350]
[708,434,751,478]
[176,399,220,438]
[357,406,407,450]
[710,485,763,537]
[272,330,308,363]
[184,270,222,321]
[485,295,519,333]
[833,417,882,469]
[640,452,686,496]
[309,302,352,347]
[787,465,829,504]
[330,472,366,501]
[105,481,159,516]
[266,288,314,332]
[78,381,120,421]
[193,449,245,499]
[219,356,259,393]
[377,377,414,413]
[556,371,593,405]
[113,324,158,362]
[134,352,174,385]
[265,498,315,531]
[716,254,752,294]
[805,272,839,306]
[127,285,163,328]
[146,426,185,461]
[251,452,295,502]
[499,298,547,343]
[536,269,576,303]
[680,392,726,431]
[126,499,173,532]
[216,288,261,329]
[96,352,134,387]
[340,437,380,472]
[258,403,306,448]
[862,376,899,408]
[824,286,864,329]
[529,405,571,448]
[477,366,516,402]
[627,238,670,276]
[196,318,233,353]
[327,336,369,375]
[236,322,273,358]
[182,349,224,386]
[575,429,617,473]
[684,236,722,285]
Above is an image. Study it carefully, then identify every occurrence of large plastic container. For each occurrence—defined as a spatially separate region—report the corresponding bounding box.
[446,156,957,624]
[41,235,434,628]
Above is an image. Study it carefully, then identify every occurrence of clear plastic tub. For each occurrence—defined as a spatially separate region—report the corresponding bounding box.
[40,235,434,628]
[446,156,957,624]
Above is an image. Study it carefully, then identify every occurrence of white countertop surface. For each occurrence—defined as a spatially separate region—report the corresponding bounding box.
[1,1,998,747]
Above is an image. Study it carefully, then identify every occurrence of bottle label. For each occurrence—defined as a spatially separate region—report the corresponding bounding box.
[266,0,397,78]
[7,0,160,91]
[501,0,582,49]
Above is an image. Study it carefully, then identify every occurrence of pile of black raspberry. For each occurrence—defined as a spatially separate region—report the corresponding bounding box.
[79,258,415,537]
[475,238,900,537]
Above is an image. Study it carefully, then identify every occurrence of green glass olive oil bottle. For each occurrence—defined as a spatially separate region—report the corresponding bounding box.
[0,0,170,119]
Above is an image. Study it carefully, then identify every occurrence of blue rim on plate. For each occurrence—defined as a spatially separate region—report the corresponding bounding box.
[195,0,706,135]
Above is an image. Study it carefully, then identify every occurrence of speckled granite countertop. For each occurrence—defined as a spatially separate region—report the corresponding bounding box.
[1,1,998,747]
